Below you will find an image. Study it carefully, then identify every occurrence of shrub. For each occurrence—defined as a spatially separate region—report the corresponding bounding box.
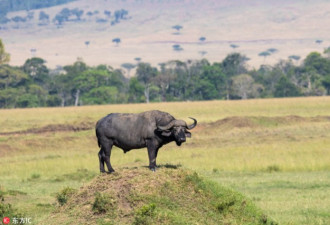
[56,187,76,205]
[266,165,281,173]
[92,192,116,214]
[133,203,156,225]
[0,193,21,219]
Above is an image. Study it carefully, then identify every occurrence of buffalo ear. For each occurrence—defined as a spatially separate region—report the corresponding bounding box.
[161,130,172,137]
[185,131,192,138]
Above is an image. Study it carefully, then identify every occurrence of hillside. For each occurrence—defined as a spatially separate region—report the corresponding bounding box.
[41,167,276,225]
[1,0,330,69]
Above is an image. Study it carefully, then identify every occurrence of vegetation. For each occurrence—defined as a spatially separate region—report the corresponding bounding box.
[1,36,330,108]
[0,0,76,21]
[42,168,277,225]
[0,0,130,29]
[0,98,329,224]
[56,187,77,206]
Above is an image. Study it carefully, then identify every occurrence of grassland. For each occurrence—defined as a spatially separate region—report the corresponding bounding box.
[0,96,330,224]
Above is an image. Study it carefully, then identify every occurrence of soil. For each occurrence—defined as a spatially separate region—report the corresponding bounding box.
[0,122,94,136]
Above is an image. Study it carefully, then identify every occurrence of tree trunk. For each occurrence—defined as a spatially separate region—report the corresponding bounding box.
[74,89,80,106]
[144,84,150,103]
[60,93,65,107]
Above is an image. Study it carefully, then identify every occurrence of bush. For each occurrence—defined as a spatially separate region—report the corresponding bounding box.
[92,192,117,215]
[0,193,21,219]
[56,187,76,205]
[133,203,156,225]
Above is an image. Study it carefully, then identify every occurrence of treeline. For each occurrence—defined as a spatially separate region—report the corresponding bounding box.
[1,42,330,108]
[0,0,75,15]
[0,2,130,29]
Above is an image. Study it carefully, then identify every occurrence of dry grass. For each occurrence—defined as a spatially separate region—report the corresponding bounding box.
[1,96,329,132]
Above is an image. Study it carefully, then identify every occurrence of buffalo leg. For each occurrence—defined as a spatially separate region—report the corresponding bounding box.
[147,139,159,172]
[99,138,115,173]
[98,149,106,173]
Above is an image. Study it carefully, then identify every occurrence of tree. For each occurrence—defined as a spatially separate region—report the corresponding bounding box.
[128,77,144,103]
[199,51,207,57]
[153,64,176,102]
[231,74,263,99]
[112,38,121,46]
[199,37,206,43]
[258,51,271,62]
[22,57,49,85]
[173,44,183,52]
[136,63,158,103]
[274,76,301,97]
[303,52,330,76]
[0,39,10,65]
[121,63,136,77]
[315,40,323,44]
[221,53,248,99]
[38,11,49,25]
[104,10,111,18]
[0,65,29,108]
[61,59,88,106]
[83,86,118,105]
[324,47,330,58]
[322,75,330,95]
[134,57,142,63]
[230,44,239,49]
[288,55,301,62]
[71,8,84,20]
[197,62,225,100]
[172,25,183,34]
[267,48,278,54]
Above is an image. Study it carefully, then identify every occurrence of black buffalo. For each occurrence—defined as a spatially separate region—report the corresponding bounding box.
[95,110,197,173]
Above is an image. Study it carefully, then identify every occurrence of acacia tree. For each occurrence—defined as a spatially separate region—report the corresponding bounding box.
[112,38,121,47]
[172,25,183,34]
[121,63,136,77]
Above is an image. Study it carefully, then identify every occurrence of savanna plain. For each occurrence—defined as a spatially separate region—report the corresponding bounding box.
[0,97,329,224]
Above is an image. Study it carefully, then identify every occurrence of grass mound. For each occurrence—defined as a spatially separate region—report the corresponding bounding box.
[43,167,276,225]
[206,115,330,130]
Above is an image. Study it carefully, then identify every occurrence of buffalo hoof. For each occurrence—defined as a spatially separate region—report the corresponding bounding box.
[150,167,156,172]
[107,169,115,174]
[101,170,115,174]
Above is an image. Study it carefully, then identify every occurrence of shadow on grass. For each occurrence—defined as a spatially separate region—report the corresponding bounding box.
[141,163,182,170]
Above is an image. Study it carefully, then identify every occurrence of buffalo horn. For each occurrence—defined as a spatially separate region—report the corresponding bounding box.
[158,118,197,130]
[186,117,197,130]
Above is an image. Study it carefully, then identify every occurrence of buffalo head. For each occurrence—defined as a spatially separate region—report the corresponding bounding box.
[157,117,197,146]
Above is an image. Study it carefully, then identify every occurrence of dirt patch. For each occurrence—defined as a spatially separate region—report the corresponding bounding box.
[196,115,330,133]
[0,122,94,136]
[0,144,14,157]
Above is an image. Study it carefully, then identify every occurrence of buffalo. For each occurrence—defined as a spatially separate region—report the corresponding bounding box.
[95,110,197,173]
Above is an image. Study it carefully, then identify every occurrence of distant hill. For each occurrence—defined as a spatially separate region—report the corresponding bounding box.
[1,0,330,69]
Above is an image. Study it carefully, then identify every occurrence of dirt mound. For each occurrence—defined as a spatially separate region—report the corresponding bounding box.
[205,115,330,131]
[0,122,94,136]
[42,167,276,225]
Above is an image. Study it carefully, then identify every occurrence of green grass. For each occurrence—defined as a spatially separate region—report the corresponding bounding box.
[208,171,330,225]
[0,97,329,224]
